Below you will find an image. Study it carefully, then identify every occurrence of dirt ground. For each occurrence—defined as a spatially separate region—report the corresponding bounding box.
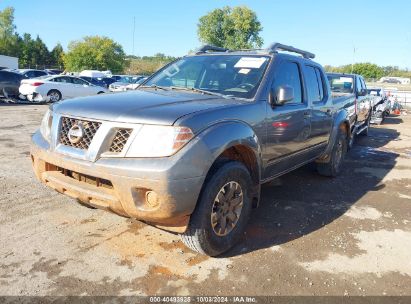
[1,103,410,296]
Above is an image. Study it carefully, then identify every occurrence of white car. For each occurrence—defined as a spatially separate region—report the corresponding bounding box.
[19,75,108,102]
[109,75,144,92]
[126,77,148,90]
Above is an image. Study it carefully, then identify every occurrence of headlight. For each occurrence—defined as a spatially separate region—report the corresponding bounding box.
[40,109,52,142]
[125,125,194,157]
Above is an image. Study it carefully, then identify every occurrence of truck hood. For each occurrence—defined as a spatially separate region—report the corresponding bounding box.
[53,89,237,125]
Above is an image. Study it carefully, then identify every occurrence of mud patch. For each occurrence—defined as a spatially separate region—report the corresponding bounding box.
[80,218,97,224]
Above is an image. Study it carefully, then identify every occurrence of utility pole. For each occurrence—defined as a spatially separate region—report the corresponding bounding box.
[132,16,136,56]
[351,47,356,73]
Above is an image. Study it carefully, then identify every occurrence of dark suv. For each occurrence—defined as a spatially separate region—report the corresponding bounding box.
[0,70,25,99]
[31,43,354,256]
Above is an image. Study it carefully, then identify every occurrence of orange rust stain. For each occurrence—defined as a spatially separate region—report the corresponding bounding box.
[150,265,174,277]
[185,255,209,266]
[158,240,187,251]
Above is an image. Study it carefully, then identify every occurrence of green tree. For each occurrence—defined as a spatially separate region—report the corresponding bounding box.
[31,35,50,68]
[50,43,65,68]
[350,63,384,80]
[64,36,125,72]
[197,6,263,50]
[19,33,34,67]
[0,7,19,56]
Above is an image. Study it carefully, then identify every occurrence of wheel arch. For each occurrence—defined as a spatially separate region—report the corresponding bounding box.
[317,109,350,163]
[197,121,263,207]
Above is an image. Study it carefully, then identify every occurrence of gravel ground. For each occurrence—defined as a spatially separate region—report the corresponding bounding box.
[0,103,410,296]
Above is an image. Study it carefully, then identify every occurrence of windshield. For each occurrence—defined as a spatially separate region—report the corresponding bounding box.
[145,55,270,99]
[327,75,354,94]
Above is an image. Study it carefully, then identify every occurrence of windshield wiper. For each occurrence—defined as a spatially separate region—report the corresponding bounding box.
[139,84,168,91]
[169,86,232,99]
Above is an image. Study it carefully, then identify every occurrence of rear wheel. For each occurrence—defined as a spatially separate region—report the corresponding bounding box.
[181,161,252,256]
[317,127,347,177]
[47,90,61,103]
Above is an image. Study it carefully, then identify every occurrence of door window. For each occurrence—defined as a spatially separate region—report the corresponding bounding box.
[305,66,322,103]
[271,61,303,104]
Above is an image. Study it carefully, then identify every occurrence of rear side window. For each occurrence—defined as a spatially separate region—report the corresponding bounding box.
[272,61,303,104]
[53,76,71,83]
[71,77,88,85]
[33,71,47,77]
[305,66,321,102]
[315,69,325,100]
[356,77,363,93]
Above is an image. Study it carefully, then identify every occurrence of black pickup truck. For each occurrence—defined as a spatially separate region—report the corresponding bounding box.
[32,43,359,256]
[327,73,372,146]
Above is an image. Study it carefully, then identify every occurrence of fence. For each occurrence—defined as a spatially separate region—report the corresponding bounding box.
[387,90,411,109]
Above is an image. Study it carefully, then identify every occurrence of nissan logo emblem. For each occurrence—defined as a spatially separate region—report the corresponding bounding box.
[68,124,84,144]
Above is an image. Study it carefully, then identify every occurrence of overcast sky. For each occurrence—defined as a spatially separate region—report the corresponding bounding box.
[3,0,411,68]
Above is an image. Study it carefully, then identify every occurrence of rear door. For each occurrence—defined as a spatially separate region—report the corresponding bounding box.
[304,65,333,145]
[51,76,74,98]
[355,76,369,124]
[264,59,312,178]
[71,77,97,96]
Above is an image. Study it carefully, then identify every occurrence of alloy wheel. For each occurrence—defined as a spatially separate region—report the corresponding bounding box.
[210,181,244,236]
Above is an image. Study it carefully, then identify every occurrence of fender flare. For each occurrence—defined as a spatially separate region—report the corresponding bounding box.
[197,121,263,183]
[318,109,350,162]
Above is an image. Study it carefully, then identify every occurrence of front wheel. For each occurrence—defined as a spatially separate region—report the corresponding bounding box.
[317,127,347,177]
[181,161,252,256]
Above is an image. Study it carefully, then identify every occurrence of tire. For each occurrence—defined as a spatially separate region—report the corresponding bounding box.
[2,88,9,99]
[181,161,253,256]
[47,90,62,103]
[317,127,347,177]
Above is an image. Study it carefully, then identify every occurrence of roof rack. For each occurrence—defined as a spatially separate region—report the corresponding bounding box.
[195,45,229,54]
[267,42,315,59]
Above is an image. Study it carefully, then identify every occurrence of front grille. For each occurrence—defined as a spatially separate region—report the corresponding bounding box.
[59,117,101,150]
[55,165,113,189]
[109,129,132,153]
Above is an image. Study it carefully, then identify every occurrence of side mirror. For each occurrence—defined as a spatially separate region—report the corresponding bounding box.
[270,85,294,106]
[358,88,367,97]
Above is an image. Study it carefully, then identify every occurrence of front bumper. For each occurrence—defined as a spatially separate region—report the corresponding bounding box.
[30,131,207,233]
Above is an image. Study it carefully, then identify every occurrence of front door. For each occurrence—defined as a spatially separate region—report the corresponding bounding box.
[264,60,312,179]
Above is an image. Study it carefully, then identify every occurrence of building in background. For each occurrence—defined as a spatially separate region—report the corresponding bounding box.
[0,55,19,70]
[379,76,410,85]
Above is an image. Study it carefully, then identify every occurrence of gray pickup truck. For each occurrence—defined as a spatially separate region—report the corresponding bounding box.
[31,43,354,256]
[326,73,372,146]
